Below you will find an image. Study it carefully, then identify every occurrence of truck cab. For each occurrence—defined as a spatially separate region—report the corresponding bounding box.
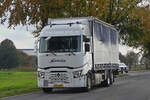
[37,18,93,92]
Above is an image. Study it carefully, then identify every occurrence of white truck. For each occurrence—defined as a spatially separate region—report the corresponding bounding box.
[36,17,119,92]
[119,63,129,73]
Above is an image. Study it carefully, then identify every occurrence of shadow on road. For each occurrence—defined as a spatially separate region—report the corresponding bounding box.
[44,85,108,94]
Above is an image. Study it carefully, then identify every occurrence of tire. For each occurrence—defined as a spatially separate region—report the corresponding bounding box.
[83,76,92,92]
[106,76,111,86]
[121,70,123,74]
[125,71,128,73]
[112,74,115,82]
[42,88,53,93]
[110,72,114,84]
[102,76,111,87]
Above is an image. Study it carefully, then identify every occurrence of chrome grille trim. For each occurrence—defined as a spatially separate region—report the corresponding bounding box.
[49,72,70,83]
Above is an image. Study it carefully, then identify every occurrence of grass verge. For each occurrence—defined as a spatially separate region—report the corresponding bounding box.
[118,73,128,77]
[130,66,150,71]
[0,71,40,98]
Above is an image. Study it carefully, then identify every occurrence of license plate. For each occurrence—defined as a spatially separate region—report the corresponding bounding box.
[54,84,64,88]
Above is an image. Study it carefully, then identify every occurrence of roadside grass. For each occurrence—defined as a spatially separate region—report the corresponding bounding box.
[118,73,128,77]
[130,66,150,71]
[0,71,40,98]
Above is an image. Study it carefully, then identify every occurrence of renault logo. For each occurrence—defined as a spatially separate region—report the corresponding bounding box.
[57,73,60,77]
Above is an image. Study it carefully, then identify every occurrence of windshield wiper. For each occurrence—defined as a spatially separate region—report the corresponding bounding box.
[44,50,57,56]
[70,51,76,56]
[50,51,57,56]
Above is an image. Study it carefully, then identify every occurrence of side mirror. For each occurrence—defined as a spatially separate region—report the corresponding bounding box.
[83,36,90,42]
[85,44,90,52]
[85,38,90,42]
[34,39,39,53]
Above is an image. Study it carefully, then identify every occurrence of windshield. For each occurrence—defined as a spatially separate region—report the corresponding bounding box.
[39,36,81,53]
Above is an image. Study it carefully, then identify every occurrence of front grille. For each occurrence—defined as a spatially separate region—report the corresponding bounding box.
[44,80,48,87]
[49,72,70,83]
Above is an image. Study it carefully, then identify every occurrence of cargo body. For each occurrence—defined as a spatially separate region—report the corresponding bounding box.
[36,17,119,92]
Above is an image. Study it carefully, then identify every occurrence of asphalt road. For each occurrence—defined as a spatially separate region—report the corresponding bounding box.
[1,71,150,100]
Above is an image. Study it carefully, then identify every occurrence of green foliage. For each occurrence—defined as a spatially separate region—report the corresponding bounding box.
[140,54,150,69]
[0,39,19,68]
[120,51,140,69]
[119,52,127,64]
[0,71,39,98]
[0,0,150,53]
[118,73,128,77]
[130,66,149,71]
[0,39,35,69]
[126,51,139,69]
[17,50,32,67]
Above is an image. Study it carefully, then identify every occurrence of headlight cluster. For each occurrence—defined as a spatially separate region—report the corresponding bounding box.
[73,70,83,78]
[38,71,45,78]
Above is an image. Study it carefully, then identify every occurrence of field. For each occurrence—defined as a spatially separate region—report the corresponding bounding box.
[0,71,40,98]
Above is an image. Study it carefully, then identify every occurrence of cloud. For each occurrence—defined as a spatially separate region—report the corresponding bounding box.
[119,45,140,55]
[0,25,35,49]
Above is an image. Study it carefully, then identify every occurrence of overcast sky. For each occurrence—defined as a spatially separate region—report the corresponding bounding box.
[0,24,36,49]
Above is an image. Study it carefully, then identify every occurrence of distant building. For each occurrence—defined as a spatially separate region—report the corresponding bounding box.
[18,49,36,56]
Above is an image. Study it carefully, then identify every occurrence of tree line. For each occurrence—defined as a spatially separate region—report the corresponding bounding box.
[0,39,149,70]
[119,51,150,70]
[0,39,35,69]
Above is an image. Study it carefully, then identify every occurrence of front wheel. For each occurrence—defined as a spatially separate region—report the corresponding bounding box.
[42,88,53,93]
[83,76,92,92]
[125,71,128,73]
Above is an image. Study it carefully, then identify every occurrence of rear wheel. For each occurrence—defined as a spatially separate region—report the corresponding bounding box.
[110,72,114,84]
[42,88,53,93]
[106,76,111,86]
[102,75,111,87]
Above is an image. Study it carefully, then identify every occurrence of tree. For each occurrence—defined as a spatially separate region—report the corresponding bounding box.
[0,39,36,69]
[137,5,150,55]
[140,50,150,69]
[17,50,32,67]
[119,52,127,64]
[0,0,150,54]
[0,0,143,30]
[126,51,139,69]
[140,56,150,69]
[0,39,19,69]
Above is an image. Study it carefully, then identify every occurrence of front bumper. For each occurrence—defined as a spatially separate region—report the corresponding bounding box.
[37,68,87,88]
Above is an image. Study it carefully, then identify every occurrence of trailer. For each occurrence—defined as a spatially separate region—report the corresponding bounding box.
[36,17,119,92]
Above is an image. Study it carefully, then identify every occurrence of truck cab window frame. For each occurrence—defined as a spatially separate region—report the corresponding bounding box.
[39,36,81,53]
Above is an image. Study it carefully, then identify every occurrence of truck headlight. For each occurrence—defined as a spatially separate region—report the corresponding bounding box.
[73,70,83,78]
[38,71,45,78]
